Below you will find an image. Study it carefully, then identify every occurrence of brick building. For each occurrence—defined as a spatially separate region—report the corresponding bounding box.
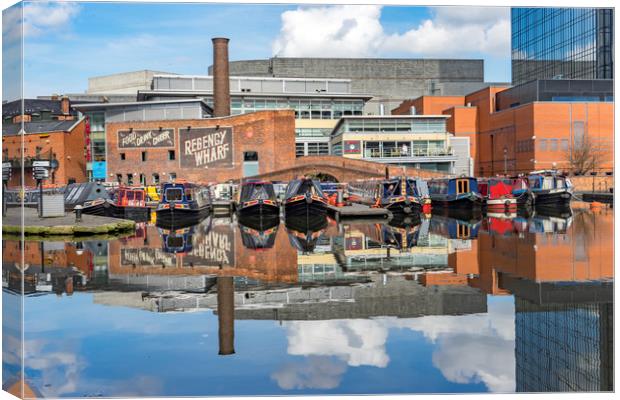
[103,109,295,185]
[2,98,88,187]
[393,79,613,176]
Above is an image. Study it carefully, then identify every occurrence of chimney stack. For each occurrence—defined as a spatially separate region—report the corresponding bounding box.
[60,95,70,115]
[212,37,231,117]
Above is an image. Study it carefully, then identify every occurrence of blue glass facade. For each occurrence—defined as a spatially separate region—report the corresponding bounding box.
[512,8,614,85]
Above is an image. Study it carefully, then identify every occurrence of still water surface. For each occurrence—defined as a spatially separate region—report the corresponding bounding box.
[2,203,613,396]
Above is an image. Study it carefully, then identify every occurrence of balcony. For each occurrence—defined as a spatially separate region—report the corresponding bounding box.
[363,147,454,158]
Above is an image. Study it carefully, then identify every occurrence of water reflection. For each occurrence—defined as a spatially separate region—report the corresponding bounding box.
[3,203,613,396]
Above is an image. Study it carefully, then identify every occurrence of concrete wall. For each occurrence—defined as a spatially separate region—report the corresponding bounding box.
[216,58,485,115]
[87,70,176,94]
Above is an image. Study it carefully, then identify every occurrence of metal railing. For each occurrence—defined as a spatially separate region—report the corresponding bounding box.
[363,147,453,158]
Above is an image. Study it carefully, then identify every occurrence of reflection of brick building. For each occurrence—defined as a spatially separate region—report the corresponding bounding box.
[448,208,614,295]
[107,220,298,283]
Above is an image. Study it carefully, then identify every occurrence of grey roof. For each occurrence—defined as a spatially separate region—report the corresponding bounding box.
[2,119,81,136]
[73,98,214,114]
[2,99,64,118]
[137,89,374,102]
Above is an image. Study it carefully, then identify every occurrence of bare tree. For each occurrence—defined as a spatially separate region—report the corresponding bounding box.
[564,134,608,175]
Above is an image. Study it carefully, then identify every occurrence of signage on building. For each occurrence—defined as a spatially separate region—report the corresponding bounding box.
[184,225,235,267]
[344,140,361,154]
[179,127,233,169]
[92,161,106,180]
[117,128,175,149]
[32,160,50,167]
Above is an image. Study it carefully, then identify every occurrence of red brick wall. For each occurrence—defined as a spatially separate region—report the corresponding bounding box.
[105,110,295,184]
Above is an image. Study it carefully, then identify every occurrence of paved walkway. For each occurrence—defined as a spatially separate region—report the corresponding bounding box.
[2,207,135,236]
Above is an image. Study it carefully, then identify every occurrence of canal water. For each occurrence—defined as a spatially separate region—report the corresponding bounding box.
[2,202,613,396]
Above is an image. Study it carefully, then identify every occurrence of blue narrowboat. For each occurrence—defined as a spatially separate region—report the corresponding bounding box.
[155,181,211,228]
[428,177,484,210]
[527,171,573,207]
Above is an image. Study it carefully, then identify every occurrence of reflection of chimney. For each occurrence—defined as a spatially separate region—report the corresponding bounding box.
[65,276,74,296]
[217,276,235,355]
[212,37,231,117]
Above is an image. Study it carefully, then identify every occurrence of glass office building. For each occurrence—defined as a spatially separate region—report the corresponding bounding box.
[512,8,613,85]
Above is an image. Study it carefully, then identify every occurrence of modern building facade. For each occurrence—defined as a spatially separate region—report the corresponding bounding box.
[216,57,494,115]
[330,115,469,174]
[512,8,614,85]
[394,79,614,176]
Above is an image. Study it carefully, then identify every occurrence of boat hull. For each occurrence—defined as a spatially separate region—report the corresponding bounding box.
[237,202,280,218]
[155,206,211,229]
[533,190,572,206]
[106,202,150,222]
[284,198,327,217]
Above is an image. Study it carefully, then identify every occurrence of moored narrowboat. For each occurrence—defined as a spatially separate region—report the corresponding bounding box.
[428,177,484,211]
[508,176,534,207]
[528,171,573,207]
[155,181,211,228]
[347,176,431,214]
[283,177,328,217]
[478,178,517,213]
[236,180,280,217]
[105,186,150,221]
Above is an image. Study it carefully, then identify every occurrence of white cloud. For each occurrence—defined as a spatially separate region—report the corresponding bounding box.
[283,319,390,368]
[271,356,347,390]
[272,5,510,58]
[23,1,80,37]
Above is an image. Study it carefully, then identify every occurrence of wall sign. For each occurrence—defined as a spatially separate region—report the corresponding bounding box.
[179,127,233,169]
[117,128,175,149]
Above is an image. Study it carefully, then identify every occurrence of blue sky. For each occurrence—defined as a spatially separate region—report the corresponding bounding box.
[3,1,512,101]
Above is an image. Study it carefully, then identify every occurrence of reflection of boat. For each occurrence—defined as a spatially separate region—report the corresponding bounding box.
[238,217,280,250]
[478,178,517,213]
[285,215,328,252]
[482,216,518,236]
[236,180,280,217]
[159,226,195,254]
[388,211,422,229]
[348,176,430,215]
[428,177,484,211]
[155,182,212,228]
[528,171,573,207]
[429,214,481,240]
[382,219,423,250]
[283,178,328,217]
[528,210,573,234]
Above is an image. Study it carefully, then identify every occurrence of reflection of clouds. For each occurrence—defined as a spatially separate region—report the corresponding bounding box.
[280,298,515,392]
[284,319,389,367]
[395,298,515,392]
[271,356,346,390]
[25,339,85,397]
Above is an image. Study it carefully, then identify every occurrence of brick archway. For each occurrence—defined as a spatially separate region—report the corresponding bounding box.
[239,156,446,183]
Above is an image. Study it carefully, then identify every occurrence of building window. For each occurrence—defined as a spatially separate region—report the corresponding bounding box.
[141,151,147,161]
[139,173,146,185]
[127,174,133,185]
[35,146,42,157]
[243,151,259,177]
[549,139,558,152]
[152,173,160,184]
[539,139,547,151]
[116,174,122,183]
[120,153,126,160]
[296,143,305,158]
[168,150,175,160]
[307,143,329,156]
[560,139,569,151]
[169,172,176,181]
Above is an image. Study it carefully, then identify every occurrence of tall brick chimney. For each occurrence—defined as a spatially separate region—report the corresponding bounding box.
[212,37,231,117]
[60,95,70,115]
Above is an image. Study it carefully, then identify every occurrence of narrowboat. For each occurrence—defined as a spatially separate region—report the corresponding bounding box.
[347,176,431,214]
[428,177,484,211]
[478,178,517,213]
[285,214,328,252]
[236,180,280,217]
[508,176,534,207]
[528,171,573,207]
[104,186,150,221]
[283,177,328,217]
[155,181,212,228]
[238,216,280,250]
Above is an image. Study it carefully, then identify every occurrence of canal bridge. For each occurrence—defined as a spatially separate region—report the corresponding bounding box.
[238,156,446,183]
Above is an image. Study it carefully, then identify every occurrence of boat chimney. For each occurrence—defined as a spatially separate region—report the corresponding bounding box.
[217,276,235,355]
[212,37,231,117]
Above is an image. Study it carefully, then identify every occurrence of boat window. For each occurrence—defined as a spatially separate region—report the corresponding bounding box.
[165,187,184,202]
[542,176,554,189]
[135,191,144,201]
[185,189,193,201]
[457,179,470,194]
[167,236,184,248]
[528,176,541,188]
[126,191,135,201]
[556,178,566,188]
